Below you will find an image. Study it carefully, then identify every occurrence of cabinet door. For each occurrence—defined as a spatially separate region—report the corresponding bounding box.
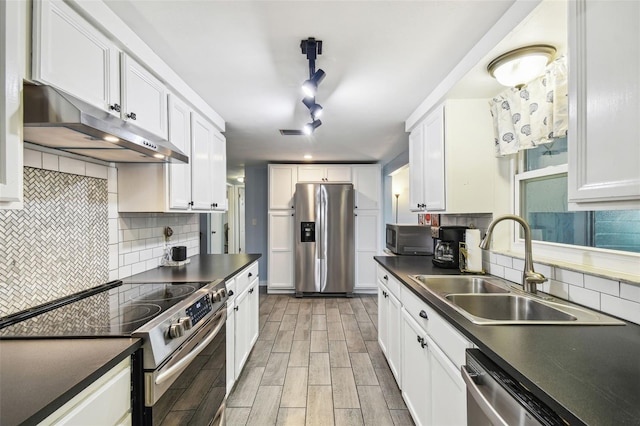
[325,166,352,182]
[121,53,168,138]
[424,105,445,211]
[401,308,431,426]
[191,112,215,210]
[568,0,640,208]
[234,286,251,377]
[269,165,297,210]
[355,210,379,291]
[428,334,467,426]
[377,282,389,356]
[210,129,227,210]
[297,165,326,182]
[268,212,294,290]
[226,302,236,396]
[387,290,402,386]
[248,277,260,348]
[353,165,380,210]
[408,124,426,212]
[167,94,191,210]
[32,0,120,114]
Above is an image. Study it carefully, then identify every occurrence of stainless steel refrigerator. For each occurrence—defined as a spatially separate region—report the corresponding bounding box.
[294,183,355,296]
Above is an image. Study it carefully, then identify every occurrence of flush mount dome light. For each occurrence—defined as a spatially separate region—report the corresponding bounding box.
[303,119,322,135]
[302,97,323,120]
[487,44,556,88]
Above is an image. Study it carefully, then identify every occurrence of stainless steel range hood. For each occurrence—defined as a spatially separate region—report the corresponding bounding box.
[23,85,188,164]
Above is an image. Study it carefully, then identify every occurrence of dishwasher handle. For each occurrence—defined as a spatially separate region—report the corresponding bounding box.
[461,365,509,426]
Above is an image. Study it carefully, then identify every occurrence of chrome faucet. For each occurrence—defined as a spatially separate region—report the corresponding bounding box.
[479,214,547,294]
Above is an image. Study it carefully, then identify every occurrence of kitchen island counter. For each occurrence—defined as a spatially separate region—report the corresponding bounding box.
[0,338,141,426]
[375,255,640,426]
[123,253,262,283]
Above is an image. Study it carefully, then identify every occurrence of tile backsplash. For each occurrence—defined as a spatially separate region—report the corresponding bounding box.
[485,252,640,325]
[0,149,200,317]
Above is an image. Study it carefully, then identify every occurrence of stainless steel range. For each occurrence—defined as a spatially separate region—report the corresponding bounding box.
[0,279,229,425]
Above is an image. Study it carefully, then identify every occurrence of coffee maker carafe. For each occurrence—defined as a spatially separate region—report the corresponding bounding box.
[432,226,468,269]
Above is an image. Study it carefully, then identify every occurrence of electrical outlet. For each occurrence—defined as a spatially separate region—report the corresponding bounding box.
[252,218,257,226]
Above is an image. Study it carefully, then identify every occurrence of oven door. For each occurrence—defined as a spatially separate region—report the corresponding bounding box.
[145,307,226,426]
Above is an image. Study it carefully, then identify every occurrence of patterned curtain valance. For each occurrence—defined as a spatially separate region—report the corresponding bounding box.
[489,56,568,156]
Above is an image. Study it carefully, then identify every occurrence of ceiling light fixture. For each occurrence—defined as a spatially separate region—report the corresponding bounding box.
[302,97,323,120]
[304,154,313,160]
[302,69,326,98]
[237,177,245,183]
[487,44,556,88]
[303,119,322,135]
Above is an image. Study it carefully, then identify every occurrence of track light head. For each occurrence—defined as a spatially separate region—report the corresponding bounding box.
[303,119,322,135]
[302,97,323,120]
[302,69,326,98]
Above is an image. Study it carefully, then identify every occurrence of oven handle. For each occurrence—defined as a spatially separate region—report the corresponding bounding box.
[155,308,226,386]
[461,365,509,426]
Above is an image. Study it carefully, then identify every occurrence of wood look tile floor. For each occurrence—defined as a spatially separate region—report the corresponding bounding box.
[227,291,415,426]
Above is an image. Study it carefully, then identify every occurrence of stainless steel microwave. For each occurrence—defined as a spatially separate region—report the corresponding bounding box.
[386,224,433,255]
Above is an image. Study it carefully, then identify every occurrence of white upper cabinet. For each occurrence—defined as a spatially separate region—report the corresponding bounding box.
[32,0,120,114]
[352,165,381,210]
[409,100,495,214]
[268,165,297,210]
[297,165,352,182]
[167,94,191,210]
[568,0,640,210]
[120,53,168,139]
[191,111,226,211]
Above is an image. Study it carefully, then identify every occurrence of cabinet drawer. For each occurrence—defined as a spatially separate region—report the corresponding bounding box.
[401,286,471,367]
[377,265,400,298]
[236,262,259,295]
[226,278,237,304]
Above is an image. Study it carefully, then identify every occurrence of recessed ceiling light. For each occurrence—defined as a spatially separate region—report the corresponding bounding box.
[103,135,119,143]
[237,177,245,183]
[153,153,165,159]
[304,154,312,160]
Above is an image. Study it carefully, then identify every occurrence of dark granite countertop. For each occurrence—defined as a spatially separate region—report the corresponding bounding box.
[375,255,640,426]
[123,253,262,283]
[0,338,141,426]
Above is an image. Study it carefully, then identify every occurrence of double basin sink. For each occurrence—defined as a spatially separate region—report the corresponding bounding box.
[408,275,624,325]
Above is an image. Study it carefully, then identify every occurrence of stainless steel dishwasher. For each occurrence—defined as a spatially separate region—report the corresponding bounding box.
[461,349,566,426]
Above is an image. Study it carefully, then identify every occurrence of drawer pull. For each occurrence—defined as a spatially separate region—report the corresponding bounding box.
[419,310,429,320]
[249,288,254,294]
[383,275,388,280]
[228,290,234,296]
[248,272,253,278]
[234,306,239,311]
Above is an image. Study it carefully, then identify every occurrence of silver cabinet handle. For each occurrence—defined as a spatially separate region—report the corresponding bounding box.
[461,366,509,426]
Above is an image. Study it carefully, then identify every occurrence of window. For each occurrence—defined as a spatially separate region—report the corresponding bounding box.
[516,138,640,254]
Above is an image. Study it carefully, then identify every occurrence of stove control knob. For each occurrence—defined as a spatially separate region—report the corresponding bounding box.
[212,291,222,302]
[168,322,185,339]
[179,316,193,331]
[219,289,227,298]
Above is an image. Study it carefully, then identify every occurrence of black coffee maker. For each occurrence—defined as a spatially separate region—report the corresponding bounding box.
[432,226,468,269]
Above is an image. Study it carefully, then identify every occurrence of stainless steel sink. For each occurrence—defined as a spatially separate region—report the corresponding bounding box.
[408,275,625,325]
[410,275,511,295]
[445,294,577,322]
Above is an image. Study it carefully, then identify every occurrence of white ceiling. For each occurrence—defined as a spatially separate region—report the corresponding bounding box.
[103,0,564,180]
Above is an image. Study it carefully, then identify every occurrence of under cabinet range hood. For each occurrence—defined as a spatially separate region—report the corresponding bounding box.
[23,85,188,164]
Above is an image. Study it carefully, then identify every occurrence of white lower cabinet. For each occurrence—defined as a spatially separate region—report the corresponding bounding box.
[40,357,131,425]
[379,264,471,426]
[268,211,295,292]
[226,261,259,392]
[401,309,431,426]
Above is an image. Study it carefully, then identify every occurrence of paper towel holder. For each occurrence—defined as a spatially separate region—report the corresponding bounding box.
[459,242,486,274]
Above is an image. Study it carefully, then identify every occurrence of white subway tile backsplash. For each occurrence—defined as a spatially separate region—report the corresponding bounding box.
[108,193,118,219]
[118,265,132,280]
[109,218,119,245]
[601,295,640,324]
[496,254,513,268]
[131,262,147,275]
[109,270,119,281]
[108,167,118,193]
[124,252,140,265]
[555,268,584,287]
[542,280,569,299]
[23,149,42,168]
[42,153,59,171]
[512,258,525,271]
[584,275,619,297]
[131,217,148,228]
[122,229,139,242]
[487,263,505,278]
[533,262,554,280]
[139,249,153,261]
[503,267,521,284]
[119,241,132,254]
[59,156,86,176]
[109,244,119,270]
[620,283,640,303]
[568,285,601,310]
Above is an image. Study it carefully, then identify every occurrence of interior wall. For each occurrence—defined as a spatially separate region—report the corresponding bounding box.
[244,164,268,284]
[390,166,418,224]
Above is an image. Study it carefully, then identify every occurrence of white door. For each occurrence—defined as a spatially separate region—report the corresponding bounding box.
[297,165,326,182]
[226,301,236,395]
[325,166,352,182]
[238,187,246,253]
[234,287,251,377]
[353,165,380,210]
[210,130,227,210]
[248,277,259,347]
[401,309,431,426]
[355,210,379,291]
[120,53,168,138]
[424,105,446,211]
[377,282,389,356]
[268,165,296,210]
[209,214,224,254]
[167,94,191,210]
[268,212,294,290]
[408,124,426,212]
[387,291,402,386]
[429,334,467,426]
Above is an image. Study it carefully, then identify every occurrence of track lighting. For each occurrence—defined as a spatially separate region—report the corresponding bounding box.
[303,119,322,135]
[302,69,326,98]
[302,97,323,120]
